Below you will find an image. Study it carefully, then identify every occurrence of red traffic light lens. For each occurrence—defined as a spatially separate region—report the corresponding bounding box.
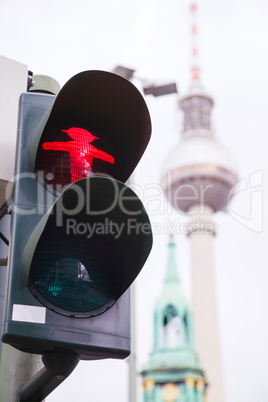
[36,123,119,192]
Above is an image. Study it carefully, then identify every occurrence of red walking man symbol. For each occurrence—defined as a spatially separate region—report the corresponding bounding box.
[42,127,115,183]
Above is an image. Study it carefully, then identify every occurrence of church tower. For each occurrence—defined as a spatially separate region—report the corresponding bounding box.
[141,238,206,402]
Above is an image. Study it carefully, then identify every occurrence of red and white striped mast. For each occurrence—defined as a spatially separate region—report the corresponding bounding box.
[190,3,200,82]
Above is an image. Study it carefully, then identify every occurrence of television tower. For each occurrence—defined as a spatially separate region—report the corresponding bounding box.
[161,4,238,402]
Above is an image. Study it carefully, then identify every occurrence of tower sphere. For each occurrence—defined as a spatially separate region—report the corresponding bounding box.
[161,84,238,214]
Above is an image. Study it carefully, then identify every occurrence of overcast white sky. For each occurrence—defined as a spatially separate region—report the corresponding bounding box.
[1,0,268,401]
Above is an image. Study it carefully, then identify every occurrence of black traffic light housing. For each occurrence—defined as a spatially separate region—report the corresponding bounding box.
[2,70,152,360]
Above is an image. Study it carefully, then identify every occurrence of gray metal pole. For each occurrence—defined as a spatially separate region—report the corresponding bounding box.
[129,284,137,402]
[0,234,8,362]
[0,344,44,402]
[0,212,44,402]
[0,56,46,401]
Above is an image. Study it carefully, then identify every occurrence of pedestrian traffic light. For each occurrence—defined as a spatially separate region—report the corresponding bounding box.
[2,70,152,360]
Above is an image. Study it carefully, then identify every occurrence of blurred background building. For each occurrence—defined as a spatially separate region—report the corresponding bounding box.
[141,237,206,401]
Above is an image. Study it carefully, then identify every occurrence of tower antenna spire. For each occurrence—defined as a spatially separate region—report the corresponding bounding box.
[190,3,200,83]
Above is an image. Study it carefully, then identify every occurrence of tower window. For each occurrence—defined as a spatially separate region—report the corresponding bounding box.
[163,305,181,348]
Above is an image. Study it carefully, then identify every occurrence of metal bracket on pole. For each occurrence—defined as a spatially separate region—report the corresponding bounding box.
[0,258,8,266]
[0,231,9,247]
[17,352,80,402]
[0,205,11,266]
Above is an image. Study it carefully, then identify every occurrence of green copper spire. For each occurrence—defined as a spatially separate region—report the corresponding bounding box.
[165,236,180,285]
[152,237,195,354]
[141,236,206,402]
